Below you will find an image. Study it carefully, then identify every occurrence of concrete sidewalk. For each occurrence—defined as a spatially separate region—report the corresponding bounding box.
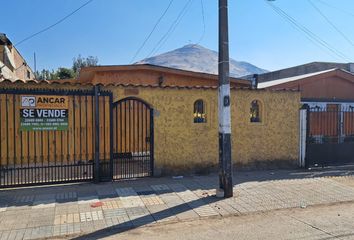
[102,202,354,240]
[0,166,354,240]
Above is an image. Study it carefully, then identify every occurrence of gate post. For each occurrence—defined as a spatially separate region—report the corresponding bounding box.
[94,85,100,183]
[109,93,114,181]
[150,108,154,177]
[304,105,311,168]
[299,106,307,168]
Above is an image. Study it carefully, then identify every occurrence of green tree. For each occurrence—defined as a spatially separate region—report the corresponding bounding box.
[72,55,99,75]
[56,67,75,79]
[35,69,57,80]
[35,55,98,80]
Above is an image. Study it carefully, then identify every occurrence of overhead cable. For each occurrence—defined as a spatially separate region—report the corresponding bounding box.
[130,0,175,63]
[15,0,94,46]
[309,0,354,47]
[146,0,193,59]
[265,1,351,62]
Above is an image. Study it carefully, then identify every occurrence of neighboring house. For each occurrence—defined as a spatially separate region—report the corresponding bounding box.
[77,64,251,88]
[0,33,35,81]
[254,62,354,83]
[257,67,354,109]
[254,63,354,166]
[251,62,354,109]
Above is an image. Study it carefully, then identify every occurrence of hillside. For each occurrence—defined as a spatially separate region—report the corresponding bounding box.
[136,44,267,77]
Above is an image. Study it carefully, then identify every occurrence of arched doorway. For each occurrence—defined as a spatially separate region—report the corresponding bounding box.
[112,97,154,179]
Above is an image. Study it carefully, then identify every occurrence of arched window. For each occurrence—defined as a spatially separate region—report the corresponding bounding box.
[250,100,262,123]
[194,99,206,123]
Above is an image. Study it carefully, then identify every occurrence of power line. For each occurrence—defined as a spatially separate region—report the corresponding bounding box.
[267,1,350,61]
[316,0,354,19]
[309,0,354,47]
[130,0,174,63]
[152,0,193,56]
[196,0,206,45]
[146,0,193,59]
[266,1,336,59]
[268,2,327,58]
[147,0,193,58]
[14,62,27,72]
[15,0,94,46]
[265,1,351,62]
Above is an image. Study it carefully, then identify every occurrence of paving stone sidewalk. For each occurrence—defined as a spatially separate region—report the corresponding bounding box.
[0,167,354,240]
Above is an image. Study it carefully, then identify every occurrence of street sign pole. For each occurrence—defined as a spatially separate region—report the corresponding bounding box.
[218,0,233,198]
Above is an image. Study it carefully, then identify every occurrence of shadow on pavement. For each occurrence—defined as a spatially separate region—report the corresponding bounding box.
[0,165,354,209]
[71,195,220,240]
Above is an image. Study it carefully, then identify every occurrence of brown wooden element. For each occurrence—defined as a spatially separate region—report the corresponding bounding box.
[343,111,354,136]
[78,64,251,88]
[309,106,339,137]
[261,69,354,101]
[0,91,111,186]
[307,106,354,166]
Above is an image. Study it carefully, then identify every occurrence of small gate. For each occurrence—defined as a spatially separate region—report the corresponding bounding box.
[112,97,154,179]
[306,105,354,166]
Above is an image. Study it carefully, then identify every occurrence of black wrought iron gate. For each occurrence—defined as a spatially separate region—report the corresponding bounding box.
[0,88,154,187]
[306,105,354,166]
[0,88,113,187]
[112,97,154,179]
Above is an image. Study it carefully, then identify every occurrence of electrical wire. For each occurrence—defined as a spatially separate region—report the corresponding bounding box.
[309,0,354,47]
[196,0,206,45]
[266,1,335,58]
[316,0,354,19]
[15,0,94,46]
[145,0,193,59]
[152,1,193,56]
[265,1,351,62]
[147,0,193,58]
[14,62,26,71]
[130,0,174,63]
[268,1,350,61]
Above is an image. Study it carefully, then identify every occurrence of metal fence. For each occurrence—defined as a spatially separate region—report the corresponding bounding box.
[0,87,112,187]
[306,106,354,166]
[308,106,354,144]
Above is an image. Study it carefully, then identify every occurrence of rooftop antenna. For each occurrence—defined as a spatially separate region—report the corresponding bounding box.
[33,52,37,80]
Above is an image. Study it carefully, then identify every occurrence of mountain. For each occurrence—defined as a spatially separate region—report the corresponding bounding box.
[136,44,268,77]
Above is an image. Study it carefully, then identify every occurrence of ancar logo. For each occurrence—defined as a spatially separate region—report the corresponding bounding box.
[21,96,36,107]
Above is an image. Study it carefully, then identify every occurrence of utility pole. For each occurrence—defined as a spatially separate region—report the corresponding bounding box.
[218,0,233,198]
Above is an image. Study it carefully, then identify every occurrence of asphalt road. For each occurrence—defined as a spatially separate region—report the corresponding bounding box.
[100,202,354,240]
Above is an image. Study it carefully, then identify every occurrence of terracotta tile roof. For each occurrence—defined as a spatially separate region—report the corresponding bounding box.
[0,78,298,92]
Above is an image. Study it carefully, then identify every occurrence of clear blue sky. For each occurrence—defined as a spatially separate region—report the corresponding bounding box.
[3,0,354,72]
